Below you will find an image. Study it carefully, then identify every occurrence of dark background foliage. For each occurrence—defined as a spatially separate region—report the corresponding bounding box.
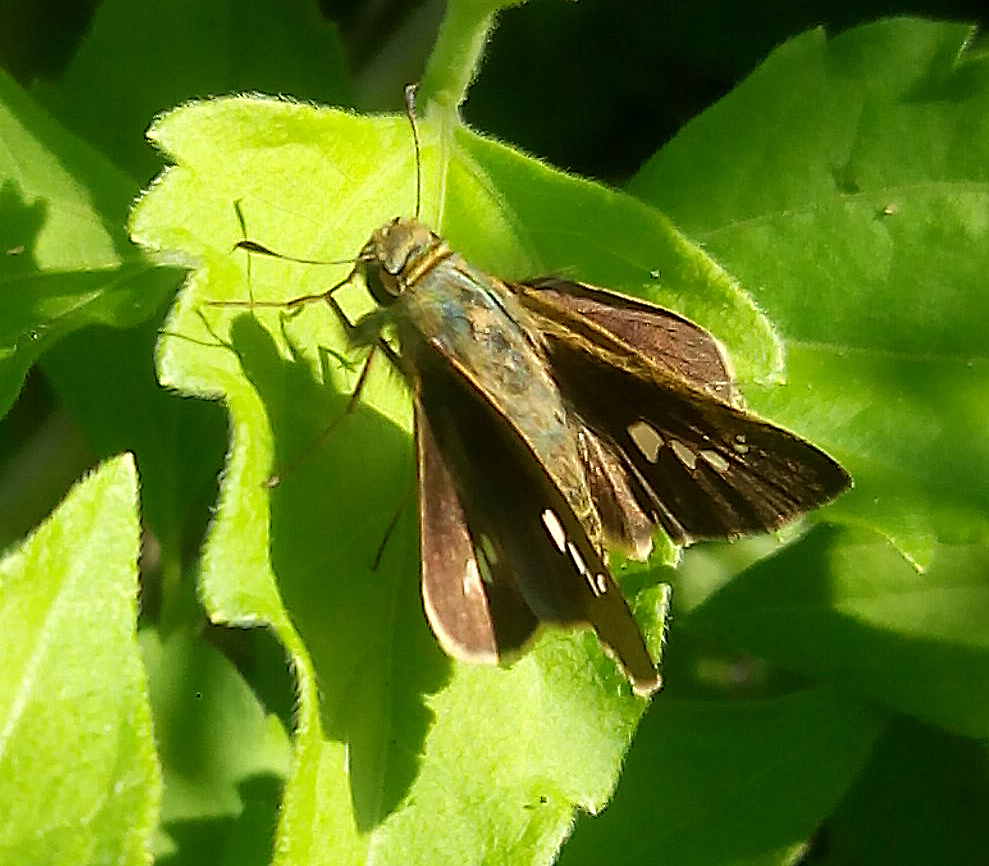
[3,0,989,179]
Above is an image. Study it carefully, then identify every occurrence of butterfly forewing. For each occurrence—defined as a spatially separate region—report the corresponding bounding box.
[411,326,660,693]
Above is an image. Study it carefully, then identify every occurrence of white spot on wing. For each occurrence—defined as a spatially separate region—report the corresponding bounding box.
[567,541,606,597]
[627,420,664,463]
[733,434,750,455]
[541,509,567,552]
[670,439,697,470]
[544,509,606,598]
[700,449,730,473]
[463,559,485,595]
[567,541,588,577]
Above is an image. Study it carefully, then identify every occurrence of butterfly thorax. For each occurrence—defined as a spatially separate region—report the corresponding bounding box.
[359,217,454,308]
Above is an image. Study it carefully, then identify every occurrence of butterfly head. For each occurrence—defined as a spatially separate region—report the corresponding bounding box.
[359,216,440,306]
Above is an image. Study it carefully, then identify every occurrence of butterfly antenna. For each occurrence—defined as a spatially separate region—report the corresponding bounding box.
[404,83,422,220]
[233,199,256,304]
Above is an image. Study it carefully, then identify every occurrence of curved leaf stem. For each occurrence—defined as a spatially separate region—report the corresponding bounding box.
[419,0,500,113]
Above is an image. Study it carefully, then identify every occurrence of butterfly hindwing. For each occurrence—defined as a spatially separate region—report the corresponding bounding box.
[516,280,851,546]
[417,399,537,663]
[522,277,740,404]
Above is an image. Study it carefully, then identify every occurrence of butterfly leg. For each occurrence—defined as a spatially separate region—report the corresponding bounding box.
[264,344,379,486]
[370,473,416,571]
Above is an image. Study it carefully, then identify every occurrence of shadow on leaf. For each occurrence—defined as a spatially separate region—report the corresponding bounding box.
[225,312,452,829]
[158,773,283,866]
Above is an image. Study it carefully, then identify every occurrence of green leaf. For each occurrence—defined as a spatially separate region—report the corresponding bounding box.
[687,524,989,738]
[123,14,989,864]
[0,454,160,864]
[629,19,989,566]
[560,687,885,866]
[820,717,989,863]
[128,87,786,862]
[32,0,348,181]
[0,69,178,419]
[40,312,229,627]
[143,626,291,864]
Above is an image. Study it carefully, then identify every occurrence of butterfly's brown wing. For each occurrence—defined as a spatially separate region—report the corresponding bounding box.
[417,400,538,663]
[412,332,660,694]
[517,279,851,548]
[525,277,741,405]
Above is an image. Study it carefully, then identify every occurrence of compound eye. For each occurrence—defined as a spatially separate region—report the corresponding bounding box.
[363,262,401,306]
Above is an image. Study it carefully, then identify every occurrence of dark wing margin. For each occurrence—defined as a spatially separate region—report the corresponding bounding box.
[412,335,660,695]
[517,281,852,547]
